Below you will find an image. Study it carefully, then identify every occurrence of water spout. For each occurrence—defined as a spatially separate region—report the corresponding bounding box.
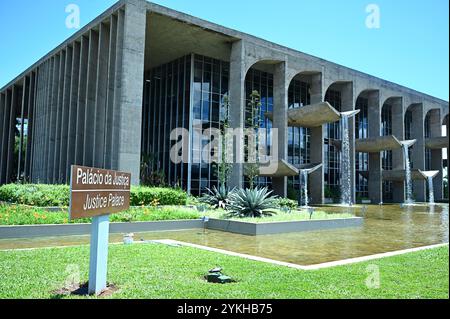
[301,170,309,207]
[401,140,416,205]
[421,171,439,205]
[427,176,435,205]
[339,110,359,206]
[298,163,322,208]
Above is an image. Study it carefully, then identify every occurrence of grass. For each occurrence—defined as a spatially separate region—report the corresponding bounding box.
[0,204,354,226]
[205,209,354,223]
[0,244,447,299]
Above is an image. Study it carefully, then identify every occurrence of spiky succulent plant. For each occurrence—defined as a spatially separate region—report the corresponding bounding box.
[227,187,278,218]
[200,186,234,209]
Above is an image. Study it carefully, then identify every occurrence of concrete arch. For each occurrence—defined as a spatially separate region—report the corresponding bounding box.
[324,81,354,112]
[424,108,441,138]
[244,58,284,76]
[287,71,323,105]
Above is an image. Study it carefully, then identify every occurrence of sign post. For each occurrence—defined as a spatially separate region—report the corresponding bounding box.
[69,165,131,295]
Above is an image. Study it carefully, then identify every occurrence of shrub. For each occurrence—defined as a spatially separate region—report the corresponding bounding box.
[0,184,188,207]
[273,197,297,210]
[0,184,70,207]
[130,186,187,206]
[227,187,278,218]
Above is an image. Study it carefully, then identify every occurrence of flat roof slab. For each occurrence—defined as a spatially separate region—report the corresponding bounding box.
[258,159,299,177]
[265,102,341,128]
[355,135,403,153]
[425,137,449,149]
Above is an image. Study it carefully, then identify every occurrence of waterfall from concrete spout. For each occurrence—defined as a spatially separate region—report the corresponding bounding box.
[301,170,309,207]
[340,114,352,206]
[402,143,413,204]
[427,176,435,205]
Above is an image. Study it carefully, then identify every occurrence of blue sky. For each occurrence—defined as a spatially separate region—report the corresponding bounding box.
[0,0,448,100]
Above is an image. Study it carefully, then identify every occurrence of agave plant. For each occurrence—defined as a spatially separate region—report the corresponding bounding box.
[200,186,234,209]
[227,187,278,218]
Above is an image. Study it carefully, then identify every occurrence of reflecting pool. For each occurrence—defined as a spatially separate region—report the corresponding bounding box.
[0,204,448,266]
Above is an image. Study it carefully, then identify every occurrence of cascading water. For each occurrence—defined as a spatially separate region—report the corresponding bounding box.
[340,114,352,206]
[402,143,413,204]
[427,176,435,205]
[301,170,309,207]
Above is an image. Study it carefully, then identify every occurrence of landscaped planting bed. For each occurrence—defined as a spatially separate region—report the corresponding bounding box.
[0,184,188,207]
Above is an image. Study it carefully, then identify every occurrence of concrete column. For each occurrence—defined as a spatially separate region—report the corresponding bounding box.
[309,73,324,204]
[17,78,28,181]
[116,2,146,185]
[429,110,443,200]
[391,98,405,202]
[67,41,80,178]
[0,91,8,184]
[272,62,288,197]
[104,14,118,169]
[84,30,99,167]
[409,103,426,202]
[25,72,36,181]
[60,46,73,183]
[46,55,58,183]
[94,22,110,169]
[53,51,65,183]
[75,36,89,166]
[340,82,356,203]
[228,40,246,189]
[367,91,382,203]
[6,86,17,183]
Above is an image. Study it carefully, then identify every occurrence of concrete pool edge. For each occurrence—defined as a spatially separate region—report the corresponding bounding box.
[0,217,363,239]
[153,240,449,270]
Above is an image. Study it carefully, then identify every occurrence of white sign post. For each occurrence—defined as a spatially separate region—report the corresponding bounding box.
[69,165,131,295]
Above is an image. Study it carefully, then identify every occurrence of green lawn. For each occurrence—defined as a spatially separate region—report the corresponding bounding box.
[0,244,447,299]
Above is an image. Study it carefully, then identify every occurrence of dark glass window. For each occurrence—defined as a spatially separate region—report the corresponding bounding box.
[324,89,342,194]
[244,68,274,189]
[355,97,369,199]
[287,79,311,192]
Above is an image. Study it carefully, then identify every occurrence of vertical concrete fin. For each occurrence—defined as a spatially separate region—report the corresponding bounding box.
[53,51,66,183]
[104,13,118,169]
[75,36,89,165]
[0,92,6,184]
[84,29,99,167]
[60,46,73,183]
[67,41,81,178]
[94,21,110,168]
[6,86,17,183]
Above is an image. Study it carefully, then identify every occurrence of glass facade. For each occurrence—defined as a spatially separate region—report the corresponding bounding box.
[324,89,342,194]
[355,97,369,199]
[381,103,393,202]
[287,79,311,192]
[244,68,274,188]
[142,55,191,190]
[142,54,230,195]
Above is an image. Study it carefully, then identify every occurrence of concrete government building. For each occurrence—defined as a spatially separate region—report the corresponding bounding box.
[0,0,448,204]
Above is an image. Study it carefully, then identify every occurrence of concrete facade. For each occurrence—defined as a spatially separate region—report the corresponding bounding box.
[0,0,448,203]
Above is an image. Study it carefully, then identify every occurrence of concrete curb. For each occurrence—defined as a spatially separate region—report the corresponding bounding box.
[206,217,364,235]
[0,220,204,239]
[0,217,363,239]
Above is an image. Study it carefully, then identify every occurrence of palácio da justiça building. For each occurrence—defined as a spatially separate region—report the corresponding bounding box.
[0,0,448,204]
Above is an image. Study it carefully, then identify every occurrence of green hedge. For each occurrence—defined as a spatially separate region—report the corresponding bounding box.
[0,184,188,207]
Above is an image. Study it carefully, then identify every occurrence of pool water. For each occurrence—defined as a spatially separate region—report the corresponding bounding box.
[0,204,448,266]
